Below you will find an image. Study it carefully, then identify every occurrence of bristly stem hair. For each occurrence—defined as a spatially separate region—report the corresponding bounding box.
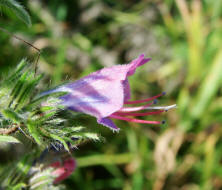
[0,26,41,75]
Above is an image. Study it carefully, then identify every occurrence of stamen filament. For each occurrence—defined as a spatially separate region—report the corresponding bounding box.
[109,115,162,124]
[124,92,165,104]
[114,110,164,116]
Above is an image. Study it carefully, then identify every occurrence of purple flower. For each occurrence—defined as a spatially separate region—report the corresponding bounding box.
[43,54,176,131]
[50,157,76,184]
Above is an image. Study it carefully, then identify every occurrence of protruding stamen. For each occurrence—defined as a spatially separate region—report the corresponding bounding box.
[114,110,164,116]
[124,92,166,104]
[144,104,177,111]
[119,102,153,112]
[109,115,162,125]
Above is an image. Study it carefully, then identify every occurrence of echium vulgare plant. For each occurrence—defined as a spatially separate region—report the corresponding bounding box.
[0,54,175,189]
[0,1,170,189]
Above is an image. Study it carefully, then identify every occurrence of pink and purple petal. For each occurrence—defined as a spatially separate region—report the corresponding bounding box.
[58,76,125,118]
[122,79,131,101]
[97,117,120,131]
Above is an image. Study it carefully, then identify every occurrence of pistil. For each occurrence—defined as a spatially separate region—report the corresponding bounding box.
[119,102,154,112]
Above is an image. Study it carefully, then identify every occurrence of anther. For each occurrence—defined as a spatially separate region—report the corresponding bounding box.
[153,99,158,104]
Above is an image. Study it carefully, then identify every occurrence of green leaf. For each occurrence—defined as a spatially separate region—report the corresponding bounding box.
[8,71,29,108]
[15,74,43,110]
[34,111,57,125]
[0,135,21,143]
[4,59,27,84]
[62,126,85,133]
[1,108,23,122]
[27,122,42,145]
[83,133,100,141]
[0,0,31,26]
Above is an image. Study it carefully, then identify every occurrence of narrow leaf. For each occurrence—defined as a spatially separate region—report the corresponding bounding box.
[0,0,31,26]
[27,122,42,145]
[2,108,23,122]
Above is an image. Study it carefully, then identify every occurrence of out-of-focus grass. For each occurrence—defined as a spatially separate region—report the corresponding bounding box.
[0,0,222,189]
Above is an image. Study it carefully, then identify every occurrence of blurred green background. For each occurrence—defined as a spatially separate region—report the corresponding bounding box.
[0,0,222,189]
